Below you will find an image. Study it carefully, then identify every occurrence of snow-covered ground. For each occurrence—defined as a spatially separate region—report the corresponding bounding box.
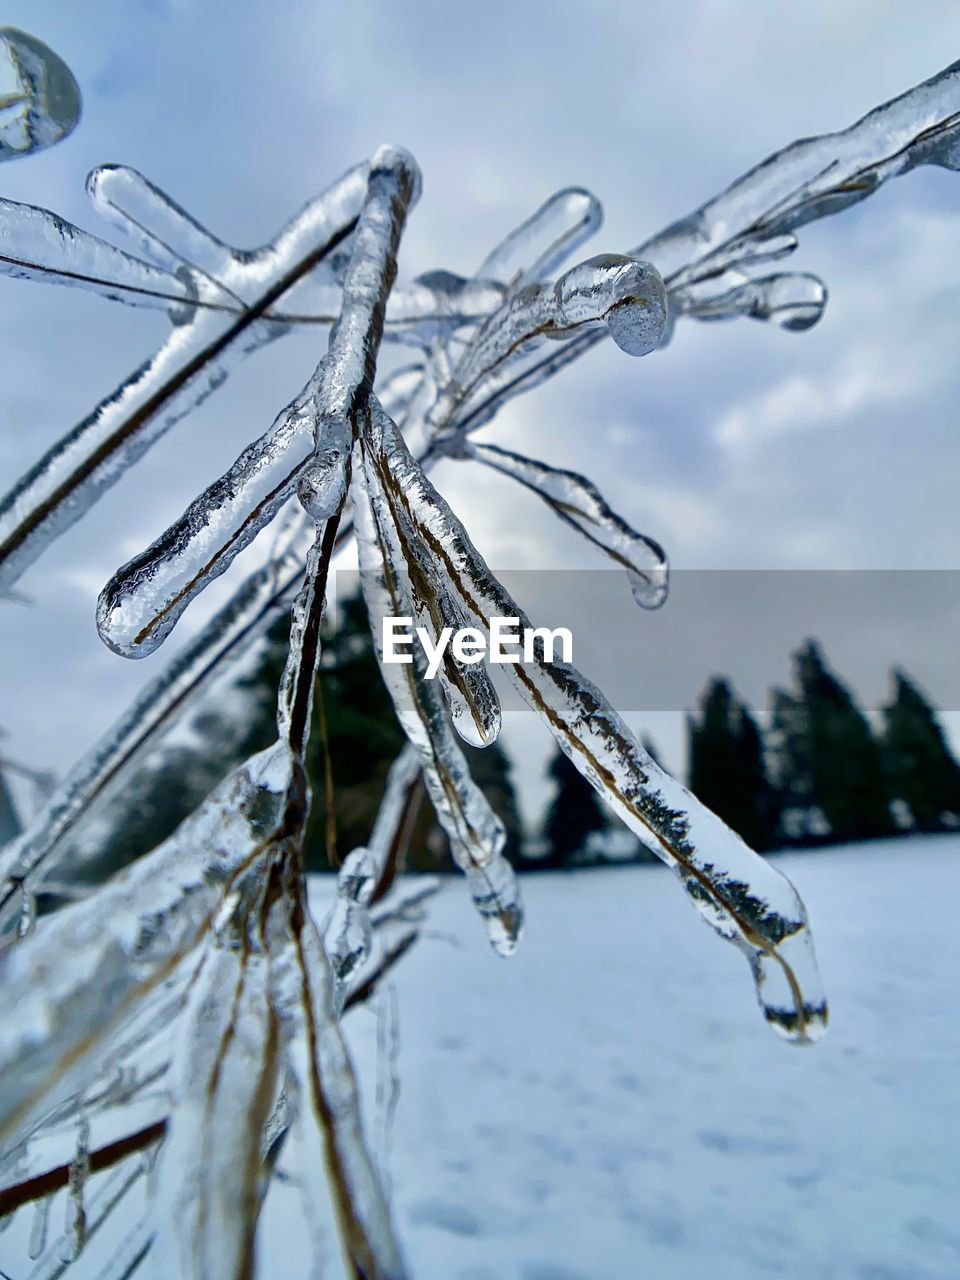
[3,838,957,1279]
[339,837,960,1280]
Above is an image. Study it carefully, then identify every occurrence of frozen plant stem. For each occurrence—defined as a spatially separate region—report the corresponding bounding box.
[6,57,960,1280]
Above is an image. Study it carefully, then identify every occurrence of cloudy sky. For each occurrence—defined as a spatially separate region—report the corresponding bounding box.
[2,0,960,822]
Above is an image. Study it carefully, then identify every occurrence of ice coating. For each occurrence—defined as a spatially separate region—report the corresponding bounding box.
[0,199,198,313]
[676,271,827,331]
[0,164,369,594]
[365,410,827,1040]
[554,254,666,356]
[152,922,277,1280]
[86,164,249,301]
[95,382,327,658]
[390,499,503,747]
[432,252,666,436]
[353,429,522,956]
[297,443,349,522]
[97,146,421,658]
[0,156,429,1274]
[8,58,960,1265]
[475,186,603,289]
[0,28,81,162]
[636,59,960,287]
[466,440,669,610]
[0,509,314,931]
[326,847,376,1012]
[268,905,409,1280]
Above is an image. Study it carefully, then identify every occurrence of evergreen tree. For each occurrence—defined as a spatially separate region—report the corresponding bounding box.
[769,640,893,844]
[687,677,779,851]
[540,747,607,867]
[881,668,960,831]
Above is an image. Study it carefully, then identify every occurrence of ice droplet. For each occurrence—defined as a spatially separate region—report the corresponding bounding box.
[0,28,81,162]
[555,254,666,356]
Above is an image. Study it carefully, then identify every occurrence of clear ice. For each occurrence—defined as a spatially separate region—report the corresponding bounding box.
[0,28,80,162]
[5,54,960,1277]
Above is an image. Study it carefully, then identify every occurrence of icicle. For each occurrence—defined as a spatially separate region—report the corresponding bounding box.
[676,271,827,331]
[326,848,376,1013]
[28,1197,50,1260]
[465,440,668,609]
[370,411,827,1039]
[475,187,603,289]
[0,27,81,161]
[60,1115,90,1263]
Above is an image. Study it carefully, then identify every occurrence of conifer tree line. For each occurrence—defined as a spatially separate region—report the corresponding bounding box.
[687,639,960,851]
[8,603,958,881]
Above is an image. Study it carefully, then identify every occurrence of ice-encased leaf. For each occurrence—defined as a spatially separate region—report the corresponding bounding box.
[0,164,368,593]
[465,440,668,609]
[268,895,408,1280]
[153,929,277,1280]
[0,198,198,313]
[95,381,332,659]
[353,420,522,955]
[0,27,81,162]
[0,740,293,1146]
[96,146,421,658]
[366,409,827,1042]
